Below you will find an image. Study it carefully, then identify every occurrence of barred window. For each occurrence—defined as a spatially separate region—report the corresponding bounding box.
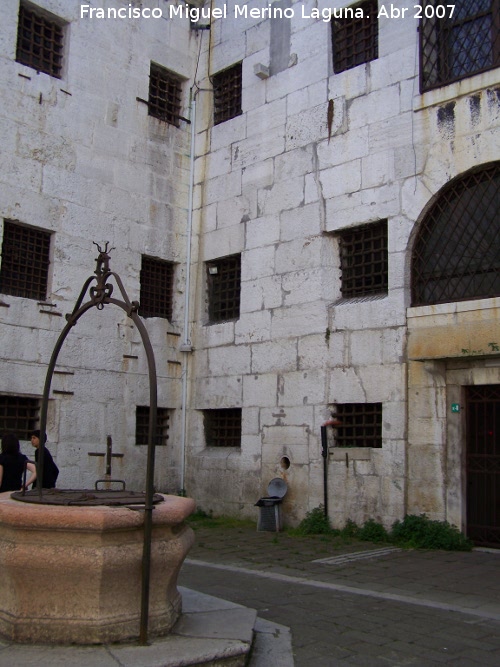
[207,254,241,323]
[148,63,183,126]
[204,409,242,448]
[338,220,388,298]
[139,256,174,320]
[0,220,51,300]
[332,403,382,448]
[420,0,500,92]
[331,0,378,74]
[0,396,40,442]
[135,406,169,446]
[16,2,65,78]
[412,163,500,306]
[213,62,242,125]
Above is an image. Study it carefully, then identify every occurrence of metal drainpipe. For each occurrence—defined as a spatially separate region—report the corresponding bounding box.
[320,425,329,517]
[321,419,342,517]
[179,94,196,493]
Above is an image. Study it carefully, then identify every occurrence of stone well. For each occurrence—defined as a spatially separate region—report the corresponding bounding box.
[0,492,195,644]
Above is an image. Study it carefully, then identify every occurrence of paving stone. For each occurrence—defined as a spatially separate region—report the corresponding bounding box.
[180,525,500,666]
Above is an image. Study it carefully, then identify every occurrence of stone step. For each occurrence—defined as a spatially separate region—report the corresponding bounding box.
[0,587,295,667]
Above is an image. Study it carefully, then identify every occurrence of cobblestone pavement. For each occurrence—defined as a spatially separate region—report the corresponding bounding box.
[179,523,500,666]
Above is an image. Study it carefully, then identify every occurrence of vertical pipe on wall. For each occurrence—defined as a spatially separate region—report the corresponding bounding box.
[321,419,342,518]
[179,95,197,493]
[320,425,328,517]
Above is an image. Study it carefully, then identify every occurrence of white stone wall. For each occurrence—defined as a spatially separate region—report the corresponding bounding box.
[184,0,500,527]
[1,0,498,528]
[0,0,197,491]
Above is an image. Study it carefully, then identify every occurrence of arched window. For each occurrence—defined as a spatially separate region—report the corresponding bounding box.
[411,163,500,306]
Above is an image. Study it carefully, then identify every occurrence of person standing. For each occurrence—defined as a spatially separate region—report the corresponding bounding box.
[30,430,59,489]
[0,433,37,492]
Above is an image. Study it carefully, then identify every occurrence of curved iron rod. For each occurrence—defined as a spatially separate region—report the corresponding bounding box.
[133,312,157,645]
[38,280,158,645]
[38,299,96,498]
[107,297,158,644]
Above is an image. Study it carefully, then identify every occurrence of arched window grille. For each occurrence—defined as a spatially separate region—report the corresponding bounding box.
[411,163,500,306]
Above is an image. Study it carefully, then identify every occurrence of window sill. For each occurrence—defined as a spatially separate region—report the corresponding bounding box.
[414,67,500,112]
[197,447,241,458]
[331,448,376,461]
[332,292,388,306]
[407,296,500,320]
[205,318,239,326]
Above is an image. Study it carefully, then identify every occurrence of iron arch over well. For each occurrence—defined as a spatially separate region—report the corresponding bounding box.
[411,161,500,307]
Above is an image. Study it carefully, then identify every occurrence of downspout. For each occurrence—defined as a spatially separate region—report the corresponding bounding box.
[321,419,342,517]
[179,92,196,493]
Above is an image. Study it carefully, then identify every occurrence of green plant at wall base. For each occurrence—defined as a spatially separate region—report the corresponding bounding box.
[339,518,359,538]
[390,514,473,551]
[291,508,472,551]
[294,505,333,535]
[188,511,255,529]
[358,518,389,543]
[488,342,499,351]
[189,508,212,520]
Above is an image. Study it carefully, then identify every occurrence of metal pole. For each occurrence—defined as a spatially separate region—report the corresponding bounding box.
[179,94,197,494]
[133,313,157,645]
[321,425,328,517]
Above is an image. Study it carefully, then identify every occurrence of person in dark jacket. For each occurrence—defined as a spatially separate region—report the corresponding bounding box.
[0,433,37,492]
[30,430,59,489]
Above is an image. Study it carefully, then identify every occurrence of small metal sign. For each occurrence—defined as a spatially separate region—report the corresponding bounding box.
[451,403,461,413]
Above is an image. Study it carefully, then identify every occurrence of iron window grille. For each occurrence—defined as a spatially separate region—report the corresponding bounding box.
[135,406,169,446]
[148,63,183,126]
[338,220,388,298]
[139,256,174,320]
[331,403,383,448]
[213,62,242,125]
[331,0,378,74]
[207,254,241,323]
[204,409,242,448]
[16,2,65,78]
[420,0,500,92]
[412,163,500,306]
[0,396,40,441]
[0,220,51,301]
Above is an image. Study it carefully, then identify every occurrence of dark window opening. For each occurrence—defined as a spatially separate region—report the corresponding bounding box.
[332,403,382,448]
[204,409,242,448]
[331,0,378,74]
[207,254,241,323]
[420,0,500,92]
[148,63,183,126]
[0,396,40,442]
[338,220,388,298]
[0,220,51,300]
[412,162,500,306]
[213,62,242,125]
[135,406,169,446]
[139,256,174,320]
[16,2,65,78]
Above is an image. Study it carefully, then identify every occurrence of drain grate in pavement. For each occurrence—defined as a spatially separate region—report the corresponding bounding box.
[312,547,402,565]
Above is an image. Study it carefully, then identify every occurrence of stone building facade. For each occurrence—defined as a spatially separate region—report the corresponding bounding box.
[0,0,198,490]
[0,1,499,544]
